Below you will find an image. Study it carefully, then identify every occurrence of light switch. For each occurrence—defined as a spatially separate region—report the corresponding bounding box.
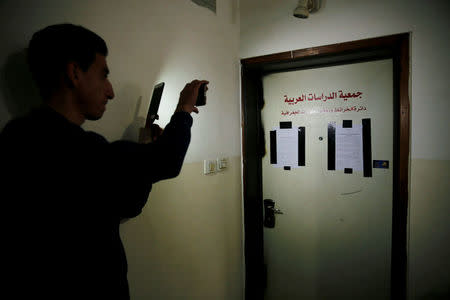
[204,159,216,175]
[217,157,228,171]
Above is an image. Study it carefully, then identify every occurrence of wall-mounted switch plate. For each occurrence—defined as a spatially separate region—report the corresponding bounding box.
[204,159,217,175]
[217,157,228,171]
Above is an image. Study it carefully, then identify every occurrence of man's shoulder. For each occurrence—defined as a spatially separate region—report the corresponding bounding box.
[1,114,33,140]
[1,106,57,134]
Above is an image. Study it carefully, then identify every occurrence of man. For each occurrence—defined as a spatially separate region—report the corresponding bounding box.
[1,23,207,299]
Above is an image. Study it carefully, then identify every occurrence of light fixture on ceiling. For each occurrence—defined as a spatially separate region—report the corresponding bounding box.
[293,0,320,19]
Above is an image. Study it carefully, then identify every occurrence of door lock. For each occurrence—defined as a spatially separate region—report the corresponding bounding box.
[264,199,283,228]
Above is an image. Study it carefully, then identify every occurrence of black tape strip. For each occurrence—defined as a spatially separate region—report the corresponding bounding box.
[270,130,277,164]
[343,120,353,128]
[298,127,305,166]
[280,121,292,129]
[327,122,336,170]
[284,166,291,170]
[344,168,353,174]
[362,118,372,177]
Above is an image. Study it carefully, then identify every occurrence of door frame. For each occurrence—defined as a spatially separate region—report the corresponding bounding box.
[241,33,410,300]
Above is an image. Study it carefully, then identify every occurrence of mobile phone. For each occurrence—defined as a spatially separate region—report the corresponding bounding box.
[196,83,207,106]
[145,82,164,128]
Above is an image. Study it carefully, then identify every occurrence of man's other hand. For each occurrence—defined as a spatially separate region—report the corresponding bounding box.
[151,124,163,142]
[139,124,163,144]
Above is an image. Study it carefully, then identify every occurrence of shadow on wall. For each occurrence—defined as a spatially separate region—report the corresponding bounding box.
[122,95,146,142]
[1,49,41,119]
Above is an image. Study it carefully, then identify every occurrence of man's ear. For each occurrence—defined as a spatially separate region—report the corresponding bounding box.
[65,62,80,88]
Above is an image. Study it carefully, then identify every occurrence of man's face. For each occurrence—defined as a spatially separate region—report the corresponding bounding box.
[75,54,115,121]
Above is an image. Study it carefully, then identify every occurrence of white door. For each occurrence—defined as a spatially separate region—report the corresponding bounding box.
[261,59,393,299]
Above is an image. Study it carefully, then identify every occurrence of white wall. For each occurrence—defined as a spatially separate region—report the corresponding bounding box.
[0,0,243,299]
[240,0,450,299]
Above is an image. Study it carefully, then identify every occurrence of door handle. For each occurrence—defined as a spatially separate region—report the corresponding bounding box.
[270,208,284,214]
[264,199,283,228]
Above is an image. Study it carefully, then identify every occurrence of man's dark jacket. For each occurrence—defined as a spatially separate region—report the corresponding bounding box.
[1,106,192,299]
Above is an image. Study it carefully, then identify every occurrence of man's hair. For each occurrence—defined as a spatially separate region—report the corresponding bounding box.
[27,23,108,99]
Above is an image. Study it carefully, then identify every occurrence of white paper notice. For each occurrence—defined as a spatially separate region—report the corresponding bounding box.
[275,128,298,168]
[336,125,363,171]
